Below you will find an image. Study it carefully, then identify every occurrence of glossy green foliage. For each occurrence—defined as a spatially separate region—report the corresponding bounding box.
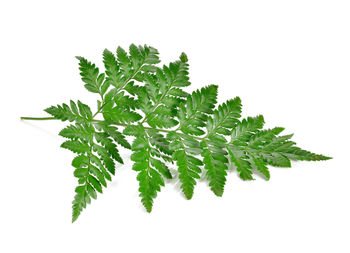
[126,125,171,212]
[34,44,331,222]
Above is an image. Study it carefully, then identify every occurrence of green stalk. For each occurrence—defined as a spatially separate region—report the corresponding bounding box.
[20,117,57,121]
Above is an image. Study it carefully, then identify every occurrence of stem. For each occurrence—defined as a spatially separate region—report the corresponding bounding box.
[20,116,206,141]
[92,103,106,118]
[20,117,57,121]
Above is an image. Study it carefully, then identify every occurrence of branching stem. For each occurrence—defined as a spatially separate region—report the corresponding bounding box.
[19,116,206,141]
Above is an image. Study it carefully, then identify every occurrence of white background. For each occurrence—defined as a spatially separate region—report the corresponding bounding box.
[1,0,349,252]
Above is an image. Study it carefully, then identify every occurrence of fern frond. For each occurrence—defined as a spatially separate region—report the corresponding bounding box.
[168,132,202,199]
[199,98,242,195]
[70,148,117,222]
[117,44,160,82]
[57,120,123,222]
[206,98,242,136]
[227,119,330,180]
[59,123,94,141]
[102,49,122,91]
[230,115,265,145]
[201,138,229,196]
[76,56,105,95]
[45,100,92,123]
[129,125,168,212]
[141,53,190,128]
[61,140,90,154]
[178,85,218,136]
[21,44,331,222]
[227,145,254,180]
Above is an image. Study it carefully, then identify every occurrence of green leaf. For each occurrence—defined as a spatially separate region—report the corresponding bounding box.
[103,49,122,89]
[147,129,172,156]
[129,44,142,68]
[179,85,218,136]
[59,123,94,141]
[206,97,242,136]
[77,100,92,120]
[144,45,160,64]
[168,132,202,199]
[130,126,166,212]
[88,175,103,193]
[168,87,188,98]
[250,155,270,180]
[95,123,131,149]
[103,104,142,124]
[87,164,107,187]
[141,53,191,129]
[90,154,112,181]
[45,100,92,123]
[72,185,90,222]
[87,183,97,199]
[76,56,103,94]
[93,144,116,175]
[230,115,265,145]
[95,132,123,164]
[201,140,228,196]
[74,167,89,178]
[72,155,89,169]
[117,46,131,75]
[150,158,172,179]
[61,140,90,154]
[227,145,254,181]
[113,91,139,110]
[282,146,331,161]
[147,112,178,128]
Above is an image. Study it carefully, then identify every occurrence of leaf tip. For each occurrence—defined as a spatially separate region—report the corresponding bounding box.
[318,155,332,160]
[180,52,188,62]
[213,190,224,197]
[184,192,193,200]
